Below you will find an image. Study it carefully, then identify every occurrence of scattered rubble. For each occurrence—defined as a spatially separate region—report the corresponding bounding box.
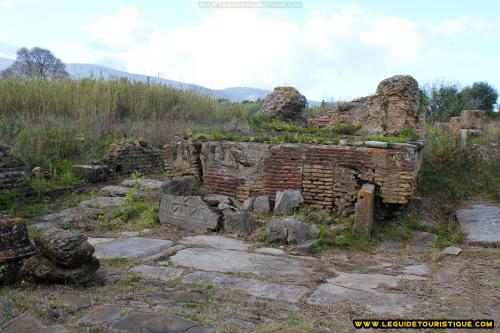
[21,229,100,284]
[266,217,319,245]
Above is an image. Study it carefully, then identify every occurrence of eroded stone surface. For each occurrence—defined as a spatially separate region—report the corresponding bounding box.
[92,237,172,259]
[254,247,285,256]
[2,313,65,333]
[58,294,91,313]
[403,264,429,277]
[100,185,132,197]
[112,312,215,333]
[456,203,500,246]
[0,296,14,323]
[179,235,250,251]
[440,246,463,256]
[184,271,308,303]
[159,195,220,232]
[130,265,184,281]
[171,248,315,282]
[121,179,163,190]
[78,305,126,326]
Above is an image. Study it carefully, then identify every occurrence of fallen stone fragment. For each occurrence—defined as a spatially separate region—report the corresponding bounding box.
[159,194,220,232]
[266,217,319,245]
[241,197,255,211]
[179,235,250,251]
[73,164,111,183]
[274,190,304,215]
[92,237,173,260]
[223,211,252,235]
[456,203,500,246]
[100,185,132,197]
[129,265,184,282]
[21,254,100,284]
[171,248,315,282]
[34,229,95,268]
[58,294,91,313]
[159,176,196,196]
[305,212,323,224]
[78,196,124,209]
[112,312,215,333]
[35,206,99,230]
[440,246,463,256]
[253,195,270,213]
[184,271,309,303]
[402,264,429,277]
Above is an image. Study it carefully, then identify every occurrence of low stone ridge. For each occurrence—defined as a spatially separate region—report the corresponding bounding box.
[456,203,500,246]
[274,190,303,214]
[0,145,30,195]
[91,237,173,259]
[159,194,221,232]
[100,185,131,197]
[102,138,162,175]
[72,164,111,183]
[171,248,315,282]
[259,86,307,125]
[266,217,319,245]
[0,217,37,283]
[183,271,309,303]
[34,229,95,268]
[178,235,250,251]
[122,178,164,190]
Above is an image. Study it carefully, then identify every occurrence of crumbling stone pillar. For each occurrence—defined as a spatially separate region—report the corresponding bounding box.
[352,184,376,235]
[459,110,485,148]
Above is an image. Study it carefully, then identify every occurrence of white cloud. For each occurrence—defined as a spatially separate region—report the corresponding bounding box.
[1,0,13,9]
[81,6,500,100]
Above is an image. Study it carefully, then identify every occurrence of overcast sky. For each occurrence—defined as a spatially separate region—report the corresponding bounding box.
[0,0,499,101]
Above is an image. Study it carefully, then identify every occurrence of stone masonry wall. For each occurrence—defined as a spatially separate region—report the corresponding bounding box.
[163,140,202,180]
[0,145,29,195]
[310,75,425,137]
[164,140,423,215]
[103,138,162,175]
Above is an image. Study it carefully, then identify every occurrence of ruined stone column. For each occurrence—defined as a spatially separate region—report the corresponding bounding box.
[352,184,376,235]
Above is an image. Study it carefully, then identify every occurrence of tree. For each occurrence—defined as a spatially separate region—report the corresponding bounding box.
[459,82,498,115]
[0,47,68,79]
[423,80,464,123]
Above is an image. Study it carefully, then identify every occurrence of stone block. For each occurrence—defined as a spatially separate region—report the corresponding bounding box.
[159,194,220,232]
[253,195,270,213]
[73,164,111,183]
[460,110,485,130]
[223,211,252,235]
[352,183,376,235]
[274,190,303,214]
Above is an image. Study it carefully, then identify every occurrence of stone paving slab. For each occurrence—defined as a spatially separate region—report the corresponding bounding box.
[307,283,418,316]
[254,247,285,255]
[92,237,173,259]
[2,313,65,333]
[112,311,214,333]
[130,265,184,281]
[78,305,126,326]
[307,270,424,315]
[179,235,250,251]
[183,271,309,303]
[456,203,500,246]
[171,248,315,282]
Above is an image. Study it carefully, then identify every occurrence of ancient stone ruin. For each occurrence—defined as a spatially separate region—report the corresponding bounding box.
[164,140,423,219]
[0,216,37,283]
[102,138,162,175]
[0,145,29,195]
[259,86,308,125]
[310,75,425,136]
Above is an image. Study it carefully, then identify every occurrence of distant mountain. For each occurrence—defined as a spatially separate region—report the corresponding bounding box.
[0,58,318,104]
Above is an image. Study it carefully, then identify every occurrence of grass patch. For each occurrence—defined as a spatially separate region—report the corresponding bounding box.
[366,127,420,143]
[194,130,340,145]
[309,224,372,254]
[249,116,361,136]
